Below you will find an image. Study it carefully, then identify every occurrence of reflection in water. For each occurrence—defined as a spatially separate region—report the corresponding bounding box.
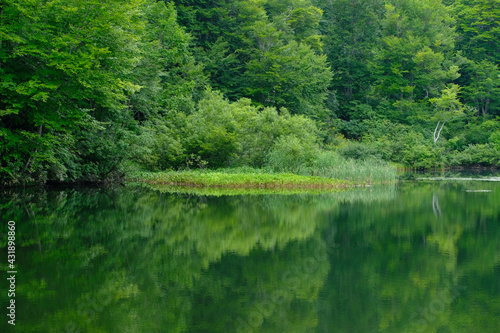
[0,180,499,332]
[432,193,442,218]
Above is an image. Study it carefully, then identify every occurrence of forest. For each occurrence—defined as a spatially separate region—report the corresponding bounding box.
[1,0,499,186]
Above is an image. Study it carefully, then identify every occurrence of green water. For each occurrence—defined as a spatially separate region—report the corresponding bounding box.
[1,177,499,332]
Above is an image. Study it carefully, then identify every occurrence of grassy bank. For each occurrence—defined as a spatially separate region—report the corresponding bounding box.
[300,155,397,184]
[127,168,355,188]
[266,150,398,184]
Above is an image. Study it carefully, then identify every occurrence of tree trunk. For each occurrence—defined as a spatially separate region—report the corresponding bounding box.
[433,121,445,144]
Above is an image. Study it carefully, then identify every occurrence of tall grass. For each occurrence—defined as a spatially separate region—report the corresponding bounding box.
[128,149,396,188]
[268,150,397,184]
[127,168,353,188]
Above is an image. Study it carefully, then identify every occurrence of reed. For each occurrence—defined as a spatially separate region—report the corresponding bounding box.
[127,168,353,188]
[269,150,397,184]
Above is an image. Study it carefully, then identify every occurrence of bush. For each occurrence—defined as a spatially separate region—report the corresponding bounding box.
[362,123,447,169]
[75,123,132,181]
[231,104,318,167]
[134,89,322,171]
[266,135,318,173]
[447,144,500,166]
[401,144,444,169]
[337,141,381,160]
[131,117,187,170]
[463,120,500,145]
[490,131,500,152]
[183,90,242,168]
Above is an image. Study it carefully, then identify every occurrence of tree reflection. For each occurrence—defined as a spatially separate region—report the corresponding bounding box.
[0,181,499,332]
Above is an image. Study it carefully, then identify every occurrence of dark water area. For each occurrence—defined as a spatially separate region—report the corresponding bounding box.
[1,174,499,332]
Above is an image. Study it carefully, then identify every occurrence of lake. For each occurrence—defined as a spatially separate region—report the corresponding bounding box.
[1,173,499,332]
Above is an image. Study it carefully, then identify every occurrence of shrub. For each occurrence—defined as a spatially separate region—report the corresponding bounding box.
[401,144,444,169]
[134,89,323,171]
[75,123,132,181]
[337,141,381,160]
[447,144,500,166]
[184,90,242,168]
[266,135,318,173]
[490,131,500,152]
[463,120,500,145]
[132,118,186,170]
[231,104,318,167]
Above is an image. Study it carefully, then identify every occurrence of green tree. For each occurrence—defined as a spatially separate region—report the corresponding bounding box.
[453,0,500,117]
[459,60,500,118]
[429,84,464,143]
[130,1,204,119]
[172,0,332,118]
[453,0,499,64]
[0,0,202,185]
[244,39,332,118]
[0,0,146,184]
[369,0,459,109]
[313,0,385,117]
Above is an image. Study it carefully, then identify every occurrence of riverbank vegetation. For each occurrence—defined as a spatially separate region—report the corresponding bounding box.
[128,169,354,188]
[1,0,499,186]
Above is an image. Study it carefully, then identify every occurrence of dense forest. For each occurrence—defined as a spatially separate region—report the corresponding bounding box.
[1,0,499,185]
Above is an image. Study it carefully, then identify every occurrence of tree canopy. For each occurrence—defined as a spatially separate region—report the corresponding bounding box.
[1,0,499,185]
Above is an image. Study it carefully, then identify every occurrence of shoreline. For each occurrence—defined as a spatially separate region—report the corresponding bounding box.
[4,165,499,189]
[126,170,358,189]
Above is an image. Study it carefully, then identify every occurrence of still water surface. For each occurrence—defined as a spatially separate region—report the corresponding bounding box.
[1,175,499,332]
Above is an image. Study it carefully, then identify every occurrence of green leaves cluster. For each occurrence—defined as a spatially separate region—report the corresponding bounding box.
[136,89,320,170]
[313,0,499,168]
[1,0,500,185]
[0,0,198,184]
[174,0,332,118]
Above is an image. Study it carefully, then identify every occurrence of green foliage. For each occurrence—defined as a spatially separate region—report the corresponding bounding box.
[351,119,446,168]
[0,0,202,185]
[453,0,500,64]
[402,143,445,169]
[452,0,500,117]
[244,40,332,118]
[128,168,352,188]
[464,119,500,145]
[430,84,464,120]
[490,131,500,151]
[448,144,500,166]
[132,89,322,171]
[337,141,381,161]
[370,0,459,105]
[130,1,204,118]
[314,0,385,116]
[458,59,500,117]
[266,135,318,173]
[185,91,242,167]
[2,0,500,185]
[172,0,332,118]
[311,0,499,170]
[131,117,187,170]
[445,119,500,152]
